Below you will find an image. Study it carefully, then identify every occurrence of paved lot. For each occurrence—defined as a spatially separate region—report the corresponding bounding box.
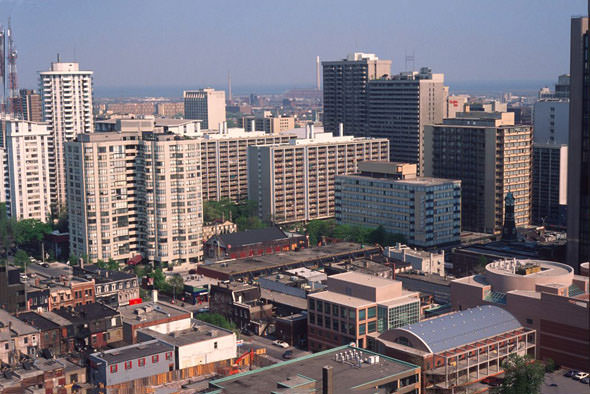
[241,335,310,362]
[542,369,590,394]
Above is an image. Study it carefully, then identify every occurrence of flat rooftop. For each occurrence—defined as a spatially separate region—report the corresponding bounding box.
[138,320,234,347]
[330,271,396,289]
[209,345,417,394]
[119,301,191,325]
[341,173,458,186]
[91,339,173,365]
[308,291,374,308]
[0,310,38,336]
[199,243,379,278]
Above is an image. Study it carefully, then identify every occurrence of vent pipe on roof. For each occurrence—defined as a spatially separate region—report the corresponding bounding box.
[339,123,343,137]
[251,119,256,132]
[322,365,333,394]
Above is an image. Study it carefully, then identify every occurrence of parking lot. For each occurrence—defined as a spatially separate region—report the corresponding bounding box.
[542,369,590,394]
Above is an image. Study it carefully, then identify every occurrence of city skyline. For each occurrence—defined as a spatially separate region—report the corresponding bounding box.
[0,0,586,94]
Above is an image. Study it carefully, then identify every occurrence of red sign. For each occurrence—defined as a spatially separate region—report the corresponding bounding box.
[129,298,142,305]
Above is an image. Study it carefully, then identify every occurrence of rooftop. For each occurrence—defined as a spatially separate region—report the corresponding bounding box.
[396,305,522,353]
[76,264,137,283]
[119,301,191,325]
[0,310,39,336]
[215,227,289,247]
[54,303,119,323]
[199,243,379,278]
[138,320,234,347]
[308,291,374,308]
[209,345,418,394]
[329,271,395,289]
[16,312,60,331]
[91,340,173,365]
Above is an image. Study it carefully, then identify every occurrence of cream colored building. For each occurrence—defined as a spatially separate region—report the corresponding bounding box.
[424,112,532,234]
[40,61,93,209]
[242,114,295,134]
[2,119,51,221]
[248,128,389,224]
[184,88,226,130]
[66,123,203,266]
[200,128,294,202]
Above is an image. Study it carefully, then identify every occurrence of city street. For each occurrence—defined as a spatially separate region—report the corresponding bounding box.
[240,335,310,362]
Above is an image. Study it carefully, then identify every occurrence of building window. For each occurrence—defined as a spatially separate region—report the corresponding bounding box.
[214,342,218,349]
[368,321,376,333]
[138,358,145,367]
[110,365,117,373]
[367,306,376,319]
[359,323,366,335]
[309,299,315,310]
[325,316,331,328]
[152,355,159,363]
[332,304,339,316]
[526,318,533,324]
[324,303,331,315]
[166,352,172,360]
[359,309,366,321]
[309,313,315,325]
[317,315,323,327]
[125,361,132,370]
[317,301,323,313]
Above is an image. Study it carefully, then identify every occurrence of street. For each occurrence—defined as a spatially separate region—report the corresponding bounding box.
[240,335,310,362]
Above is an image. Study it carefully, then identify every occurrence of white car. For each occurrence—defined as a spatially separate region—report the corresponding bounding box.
[574,372,589,380]
[272,340,289,349]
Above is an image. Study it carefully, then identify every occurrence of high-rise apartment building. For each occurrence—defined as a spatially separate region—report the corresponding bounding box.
[66,123,203,266]
[424,112,532,234]
[201,128,294,202]
[0,120,51,221]
[40,62,94,209]
[248,128,389,224]
[554,74,570,99]
[184,88,226,130]
[567,13,590,268]
[366,68,447,172]
[335,162,461,247]
[322,53,391,135]
[18,89,42,122]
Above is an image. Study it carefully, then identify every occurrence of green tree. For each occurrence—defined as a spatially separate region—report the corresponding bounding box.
[13,219,51,257]
[150,268,167,291]
[14,249,29,269]
[167,274,184,298]
[69,254,79,266]
[107,258,120,271]
[544,358,555,373]
[493,354,545,394]
[96,259,107,269]
[194,312,237,332]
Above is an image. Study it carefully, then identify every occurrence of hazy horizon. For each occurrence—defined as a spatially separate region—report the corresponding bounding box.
[0,0,585,94]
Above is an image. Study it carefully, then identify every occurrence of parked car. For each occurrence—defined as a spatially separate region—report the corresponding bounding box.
[580,377,589,384]
[573,372,589,381]
[565,370,579,378]
[282,350,293,359]
[272,340,289,349]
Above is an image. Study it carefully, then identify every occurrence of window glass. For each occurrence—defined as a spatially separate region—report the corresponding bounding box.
[367,306,376,319]
[359,309,366,321]
[359,323,366,335]
[368,321,376,333]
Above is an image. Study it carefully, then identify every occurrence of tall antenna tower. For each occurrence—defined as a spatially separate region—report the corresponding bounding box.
[0,26,5,113]
[6,18,21,117]
[227,71,232,102]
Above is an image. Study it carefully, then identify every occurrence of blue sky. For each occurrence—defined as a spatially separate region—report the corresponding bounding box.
[0,0,586,91]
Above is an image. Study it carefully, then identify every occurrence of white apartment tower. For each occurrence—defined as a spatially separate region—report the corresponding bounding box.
[184,88,226,130]
[2,120,51,221]
[66,123,203,266]
[40,62,94,210]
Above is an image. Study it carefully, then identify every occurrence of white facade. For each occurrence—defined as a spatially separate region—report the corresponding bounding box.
[175,330,237,369]
[384,243,445,276]
[3,120,51,221]
[533,99,569,145]
[184,88,226,130]
[40,62,93,208]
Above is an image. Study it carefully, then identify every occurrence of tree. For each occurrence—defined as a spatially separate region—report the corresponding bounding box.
[194,312,237,332]
[150,268,167,291]
[107,258,120,271]
[167,274,184,298]
[13,219,51,257]
[493,354,545,394]
[14,249,29,269]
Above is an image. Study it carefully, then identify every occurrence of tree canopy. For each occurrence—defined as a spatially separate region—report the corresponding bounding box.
[194,312,237,332]
[493,354,545,394]
[305,220,406,247]
[204,199,266,231]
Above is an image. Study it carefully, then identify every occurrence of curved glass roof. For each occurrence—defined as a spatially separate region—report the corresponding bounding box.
[399,305,521,353]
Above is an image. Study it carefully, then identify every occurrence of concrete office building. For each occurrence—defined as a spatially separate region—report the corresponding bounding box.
[322,52,391,135]
[1,119,51,221]
[533,99,569,145]
[65,124,203,265]
[554,74,570,99]
[446,95,469,119]
[367,68,447,172]
[201,128,294,202]
[373,305,536,394]
[567,12,590,268]
[451,259,589,370]
[242,114,295,133]
[307,272,420,351]
[248,129,389,224]
[183,88,226,130]
[40,61,94,209]
[424,112,532,234]
[335,162,461,247]
[209,344,421,394]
